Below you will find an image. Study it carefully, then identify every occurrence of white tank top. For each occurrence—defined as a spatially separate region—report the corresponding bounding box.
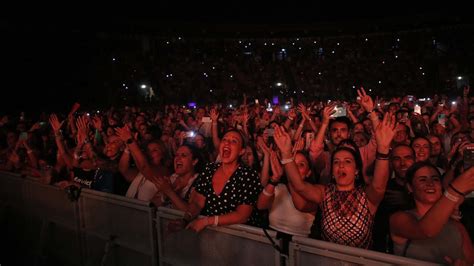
[269,184,315,237]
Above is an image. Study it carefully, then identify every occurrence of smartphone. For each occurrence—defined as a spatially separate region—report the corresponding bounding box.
[330,106,347,118]
[265,128,275,137]
[19,132,28,140]
[186,131,195,138]
[202,117,212,123]
[463,146,474,170]
[438,114,447,127]
[414,104,421,115]
[39,122,46,126]
[305,132,315,150]
[407,95,414,102]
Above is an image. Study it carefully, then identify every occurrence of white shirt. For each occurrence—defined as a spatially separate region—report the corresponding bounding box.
[269,184,315,237]
[125,173,158,201]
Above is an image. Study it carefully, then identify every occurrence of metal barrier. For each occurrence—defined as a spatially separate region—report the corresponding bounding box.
[23,178,82,266]
[79,189,158,266]
[156,207,281,266]
[289,236,439,266]
[0,171,25,211]
[0,171,438,266]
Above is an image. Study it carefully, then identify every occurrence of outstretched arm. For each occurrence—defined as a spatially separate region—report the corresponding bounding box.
[274,125,325,204]
[365,112,396,209]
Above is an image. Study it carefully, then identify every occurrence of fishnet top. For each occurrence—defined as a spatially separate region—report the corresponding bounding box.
[321,183,373,249]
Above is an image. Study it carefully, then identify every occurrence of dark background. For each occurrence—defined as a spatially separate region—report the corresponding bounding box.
[0,5,471,114]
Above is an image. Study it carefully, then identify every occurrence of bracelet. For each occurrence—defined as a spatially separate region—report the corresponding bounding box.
[288,116,294,121]
[126,138,134,145]
[262,188,274,197]
[376,151,390,160]
[213,216,219,227]
[444,190,460,203]
[280,157,294,165]
[449,183,466,197]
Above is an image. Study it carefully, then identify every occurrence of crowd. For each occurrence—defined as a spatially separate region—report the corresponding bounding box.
[1,82,474,264]
[104,25,473,107]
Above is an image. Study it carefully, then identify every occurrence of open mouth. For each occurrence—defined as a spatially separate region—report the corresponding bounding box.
[175,162,183,169]
[424,189,436,194]
[222,147,231,158]
[336,171,347,178]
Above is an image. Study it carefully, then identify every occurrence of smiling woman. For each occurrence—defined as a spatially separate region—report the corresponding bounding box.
[390,162,474,264]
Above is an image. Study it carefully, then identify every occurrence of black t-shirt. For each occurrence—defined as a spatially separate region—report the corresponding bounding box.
[195,162,261,217]
[372,178,413,252]
[72,168,115,194]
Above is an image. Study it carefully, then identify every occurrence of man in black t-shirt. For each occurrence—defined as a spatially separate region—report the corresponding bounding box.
[373,144,415,252]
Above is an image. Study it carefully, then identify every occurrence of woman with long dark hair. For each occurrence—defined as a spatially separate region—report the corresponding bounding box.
[273,112,396,249]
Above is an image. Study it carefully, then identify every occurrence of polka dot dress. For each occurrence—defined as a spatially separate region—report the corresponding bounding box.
[195,162,261,216]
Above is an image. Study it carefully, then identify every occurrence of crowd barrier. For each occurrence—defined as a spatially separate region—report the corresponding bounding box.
[289,236,438,266]
[79,189,158,266]
[0,171,436,266]
[156,207,280,266]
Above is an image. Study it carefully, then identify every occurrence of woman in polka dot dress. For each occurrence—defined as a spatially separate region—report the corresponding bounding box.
[185,130,262,232]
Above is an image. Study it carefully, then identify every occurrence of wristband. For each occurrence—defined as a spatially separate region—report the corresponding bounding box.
[376,151,390,160]
[213,216,219,227]
[126,138,134,145]
[449,183,466,197]
[288,116,294,121]
[444,190,460,203]
[280,157,294,165]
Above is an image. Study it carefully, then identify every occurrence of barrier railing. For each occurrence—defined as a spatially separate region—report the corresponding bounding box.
[0,171,437,266]
[79,188,158,266]
[289,236,439,266]
[156,207,281,266]
[23,178,82,266]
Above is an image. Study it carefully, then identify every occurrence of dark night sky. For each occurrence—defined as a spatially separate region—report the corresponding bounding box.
[0,5,469,114]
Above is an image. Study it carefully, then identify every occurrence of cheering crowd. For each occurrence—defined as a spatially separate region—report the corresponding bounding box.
[1,84,474,264]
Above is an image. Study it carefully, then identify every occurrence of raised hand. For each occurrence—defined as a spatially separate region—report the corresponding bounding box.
[209,109,219,122]
[273,126,293,157]
[49,114,64,133]
[357,87,374,113]
[375,112,397,152]
[322,103,337,125]
[297,103,310,120]
[75,115,89,144]
[115,125,133,142]
[69,102,81,115]
[269,151,283,182]
[92,116,103,131]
